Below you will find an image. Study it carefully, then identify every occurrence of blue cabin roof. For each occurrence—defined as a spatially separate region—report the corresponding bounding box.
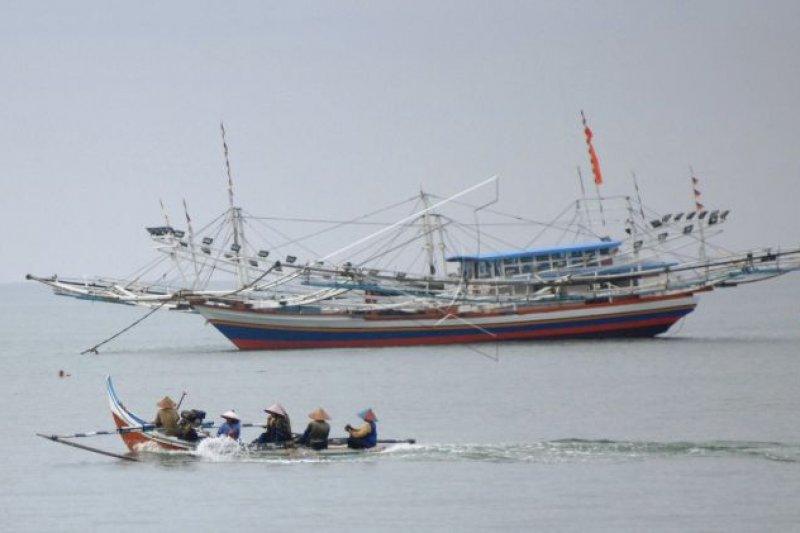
[446,241,622,263]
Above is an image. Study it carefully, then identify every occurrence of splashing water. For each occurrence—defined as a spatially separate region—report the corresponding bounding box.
[132,440,188,455]
[193,436,248,461]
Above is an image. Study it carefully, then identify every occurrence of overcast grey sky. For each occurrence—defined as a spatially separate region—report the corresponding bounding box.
[3,1,799,283]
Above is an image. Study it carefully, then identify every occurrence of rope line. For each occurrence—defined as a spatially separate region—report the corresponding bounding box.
[80,300,170,355]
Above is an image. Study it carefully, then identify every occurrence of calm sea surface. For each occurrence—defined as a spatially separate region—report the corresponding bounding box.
[1,277,799,532]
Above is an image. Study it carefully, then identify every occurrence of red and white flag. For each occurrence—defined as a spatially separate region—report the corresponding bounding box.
[581,111,604,186]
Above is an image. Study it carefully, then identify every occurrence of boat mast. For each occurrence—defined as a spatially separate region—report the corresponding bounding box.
[434,212,449,277]
[631,171,647,221]
[630,171,647,259]
[159,197,172,228]
[220,122,249,288]
[581,111,606,229]
[420,190,438,276]
[625,194,639,259]
[690,167,708,277]
[182,199,201,285]
[418,190,451,278]
[159,198,190,286]
[576,166,592,232]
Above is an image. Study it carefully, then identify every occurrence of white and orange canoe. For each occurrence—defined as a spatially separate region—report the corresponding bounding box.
[107,375,198,452]
[107,376,412,457]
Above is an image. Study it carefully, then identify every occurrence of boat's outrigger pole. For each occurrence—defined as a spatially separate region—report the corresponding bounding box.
[36,433,139,462]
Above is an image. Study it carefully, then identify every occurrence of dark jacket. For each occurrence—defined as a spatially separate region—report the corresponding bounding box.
[297,420,330,450]
[175,420,200,442]
[253,415,293,445]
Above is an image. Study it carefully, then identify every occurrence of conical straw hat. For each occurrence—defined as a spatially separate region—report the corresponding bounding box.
[264,403,287,417]
[157,396,176,409]
[220,410,240,422]
[308,407,331,421]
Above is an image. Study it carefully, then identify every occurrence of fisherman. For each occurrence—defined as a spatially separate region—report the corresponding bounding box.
[345,408,378,449]
[153,396,180,436]
[296,408,330,450]
[175,409,206,442]
[252,403,293,446]
[217,410,242,440]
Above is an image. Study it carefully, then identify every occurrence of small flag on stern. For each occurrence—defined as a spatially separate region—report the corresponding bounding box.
[581,111,604,185]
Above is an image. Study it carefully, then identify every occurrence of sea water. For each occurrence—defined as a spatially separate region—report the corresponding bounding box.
[1,278,799,532]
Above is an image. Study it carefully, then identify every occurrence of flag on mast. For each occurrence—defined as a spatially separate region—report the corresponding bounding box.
[691,171,703,211]
[581,110,604,186]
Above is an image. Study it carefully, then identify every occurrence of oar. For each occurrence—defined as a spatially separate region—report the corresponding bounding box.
[327,437,416,445]
[37,433,139,462]
[41,426,155,438]
[377,438,416,444]
[44,421,217,439]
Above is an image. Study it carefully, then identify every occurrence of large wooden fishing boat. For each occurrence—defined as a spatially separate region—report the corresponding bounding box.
[27,119,800,352]
[192,290,699,350]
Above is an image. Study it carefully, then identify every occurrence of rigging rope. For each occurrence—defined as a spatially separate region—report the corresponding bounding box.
[80,300,170,355]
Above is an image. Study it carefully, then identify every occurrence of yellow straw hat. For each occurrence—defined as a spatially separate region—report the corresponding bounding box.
[308,407,331,422]
[157,396,176,409]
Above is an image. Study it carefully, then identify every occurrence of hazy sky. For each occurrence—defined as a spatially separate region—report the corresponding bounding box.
[3,1,799,283]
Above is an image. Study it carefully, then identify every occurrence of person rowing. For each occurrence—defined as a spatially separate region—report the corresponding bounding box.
[252,403,292,446]
[345,408,378,449]
[296,408,330,450]
[153,396,179,436]
[175,409,206,442]
[217,410,242,440]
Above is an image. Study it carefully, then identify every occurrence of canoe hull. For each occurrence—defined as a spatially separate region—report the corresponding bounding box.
[107,377,395,457]
[107,377,195,452]
[244,444,387,457]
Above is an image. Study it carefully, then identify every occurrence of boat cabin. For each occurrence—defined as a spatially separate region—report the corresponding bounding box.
[447,241,621,281]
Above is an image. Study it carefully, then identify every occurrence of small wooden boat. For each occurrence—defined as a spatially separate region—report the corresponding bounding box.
[107,376,412,457]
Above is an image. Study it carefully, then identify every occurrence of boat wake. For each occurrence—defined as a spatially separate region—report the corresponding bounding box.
[133,438,800,465]
[380,439,800,465]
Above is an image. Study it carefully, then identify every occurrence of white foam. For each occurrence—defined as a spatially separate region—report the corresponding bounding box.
[193,436,247,461]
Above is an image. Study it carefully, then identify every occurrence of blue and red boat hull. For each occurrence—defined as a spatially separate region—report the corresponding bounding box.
[193,292,698,351]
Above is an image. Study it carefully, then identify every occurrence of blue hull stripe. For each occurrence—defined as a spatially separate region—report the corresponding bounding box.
[213,306,694,343]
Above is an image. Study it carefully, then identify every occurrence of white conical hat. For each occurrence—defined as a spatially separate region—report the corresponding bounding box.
[220,410,240,422]
[264,403,287,417]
